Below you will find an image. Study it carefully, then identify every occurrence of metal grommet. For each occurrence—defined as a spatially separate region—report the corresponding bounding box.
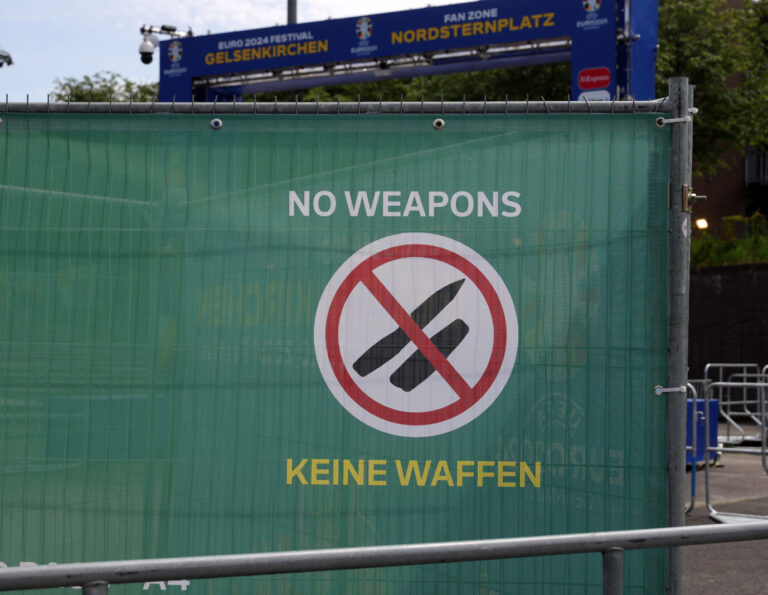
[655,117,665,128]
[210,118,223,130]
[432,118,446,131]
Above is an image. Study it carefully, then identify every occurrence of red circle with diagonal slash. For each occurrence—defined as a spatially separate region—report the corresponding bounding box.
[325,243,507,426]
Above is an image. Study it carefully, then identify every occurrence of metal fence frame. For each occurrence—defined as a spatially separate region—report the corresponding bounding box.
[0,78,697,594]
[2,96,670,114]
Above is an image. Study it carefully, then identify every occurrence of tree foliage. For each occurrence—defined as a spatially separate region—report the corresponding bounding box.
[691,211,768,268]
[52,71,158,102]
[656,0,768,175]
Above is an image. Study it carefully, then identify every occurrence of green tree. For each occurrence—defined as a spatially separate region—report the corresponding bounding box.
[656,0,768,175]
[691,212,768,268]
[52,71,158,102]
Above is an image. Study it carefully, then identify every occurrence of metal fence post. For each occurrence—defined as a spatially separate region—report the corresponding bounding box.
[666,76,694,595]
[602,547,624,595]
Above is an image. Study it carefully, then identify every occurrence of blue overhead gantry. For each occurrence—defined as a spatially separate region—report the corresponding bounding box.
[156,0,657,102]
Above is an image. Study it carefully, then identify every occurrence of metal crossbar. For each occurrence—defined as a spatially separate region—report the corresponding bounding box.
[0,98,671,115]
[1,524,767,594]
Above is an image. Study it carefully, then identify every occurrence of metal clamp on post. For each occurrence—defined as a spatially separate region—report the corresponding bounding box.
[683,185,708,212]
[656,107,697,128]
[653,385,687,396]
[655,116,691,128]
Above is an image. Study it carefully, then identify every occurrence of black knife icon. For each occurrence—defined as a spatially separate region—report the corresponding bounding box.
[390,318,469,392]
[353,278,465,377]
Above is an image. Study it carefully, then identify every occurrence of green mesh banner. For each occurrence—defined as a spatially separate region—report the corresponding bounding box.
[0,113,669,594]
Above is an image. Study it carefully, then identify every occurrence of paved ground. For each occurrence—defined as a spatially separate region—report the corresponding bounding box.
[683,451,768,594]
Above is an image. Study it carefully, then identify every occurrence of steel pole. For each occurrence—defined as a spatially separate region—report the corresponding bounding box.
[602,548,624,595]
[287,0,297,24]
[666,76,694,595]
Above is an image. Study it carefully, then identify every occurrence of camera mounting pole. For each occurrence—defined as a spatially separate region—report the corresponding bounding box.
[139,24,193,65]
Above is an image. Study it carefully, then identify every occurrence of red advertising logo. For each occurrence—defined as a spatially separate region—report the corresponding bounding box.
[578,67,611,90]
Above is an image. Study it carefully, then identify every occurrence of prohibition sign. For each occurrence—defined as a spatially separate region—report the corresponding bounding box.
[314,233,518,437]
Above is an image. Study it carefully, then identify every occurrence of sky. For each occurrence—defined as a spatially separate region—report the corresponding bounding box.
[1,0,457,102]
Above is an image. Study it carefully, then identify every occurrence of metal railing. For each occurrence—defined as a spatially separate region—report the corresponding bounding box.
[701,380,768,524]
[1,523,768,595]
[686,365,768,523]
[725,373,768,438]
[702,363,761,444]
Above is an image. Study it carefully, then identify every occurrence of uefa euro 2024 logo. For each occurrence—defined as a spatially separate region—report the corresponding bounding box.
[582,0,601,11]
[356,17,373,40]
[168,40,183,63]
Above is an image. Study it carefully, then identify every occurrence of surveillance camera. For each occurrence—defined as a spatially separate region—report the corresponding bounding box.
[139,36,155,64]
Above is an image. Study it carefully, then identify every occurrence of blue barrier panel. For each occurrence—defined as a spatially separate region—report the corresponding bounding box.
[687,399,719,465]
